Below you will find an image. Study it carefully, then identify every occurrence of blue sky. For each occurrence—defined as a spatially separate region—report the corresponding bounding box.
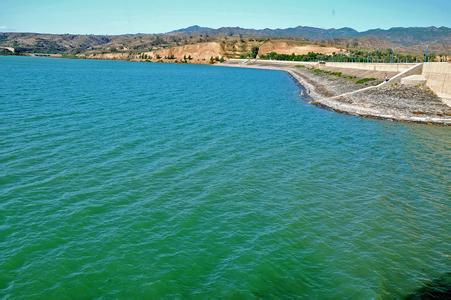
[0,0,450,34]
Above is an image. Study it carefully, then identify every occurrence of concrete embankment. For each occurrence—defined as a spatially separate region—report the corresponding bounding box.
[423,63,451,105]
[221,59,451,124]
[318,62,415,73]
[228,59,416,72]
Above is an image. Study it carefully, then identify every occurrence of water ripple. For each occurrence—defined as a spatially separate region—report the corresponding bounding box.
[0,57,450,299]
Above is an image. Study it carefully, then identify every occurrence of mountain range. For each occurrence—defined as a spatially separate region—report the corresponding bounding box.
[169,25,451,45]
[0,25,449,55]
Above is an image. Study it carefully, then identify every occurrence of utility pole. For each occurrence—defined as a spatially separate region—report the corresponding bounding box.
[424,45,429,62]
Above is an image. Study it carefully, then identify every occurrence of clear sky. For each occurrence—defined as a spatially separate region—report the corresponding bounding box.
[1,0,450,34]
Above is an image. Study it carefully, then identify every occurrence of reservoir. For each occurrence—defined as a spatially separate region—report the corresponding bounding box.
[0,56,449,298]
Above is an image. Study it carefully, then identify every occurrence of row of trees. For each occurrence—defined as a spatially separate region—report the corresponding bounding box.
[209,56,225,64]
[138,54,195,62]
[260,49,438,63]
[137,53,227,64]
[240,46,260,59]
[0,48,15,55]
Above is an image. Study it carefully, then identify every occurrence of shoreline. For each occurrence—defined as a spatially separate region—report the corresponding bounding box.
[3,55,450,125]
[218,62,451,125]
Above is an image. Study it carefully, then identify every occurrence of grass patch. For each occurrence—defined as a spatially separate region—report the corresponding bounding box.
[307,67,357,80]
[297,66,380,85]
[312,68,342,77]
[61,54,81,59]
[355,78,376,84]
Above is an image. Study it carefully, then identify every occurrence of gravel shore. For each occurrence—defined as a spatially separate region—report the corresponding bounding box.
[290,67,382,97]
[221,61,451,125]
[336,84,450,117]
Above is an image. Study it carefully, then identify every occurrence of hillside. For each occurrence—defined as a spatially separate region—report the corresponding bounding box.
[169,25,451,46]
[169,25,360,40]
[0,25,449,62]
[258,40,344,56]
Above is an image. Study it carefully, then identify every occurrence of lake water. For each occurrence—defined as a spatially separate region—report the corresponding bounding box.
[0,56,450,299]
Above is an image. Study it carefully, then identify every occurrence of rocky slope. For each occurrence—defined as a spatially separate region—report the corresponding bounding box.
[258,40,344,56]
[145,42,226,63]
[1,26,450,56]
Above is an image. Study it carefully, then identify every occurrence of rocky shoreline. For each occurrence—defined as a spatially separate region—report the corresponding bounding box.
[220,61,451,125]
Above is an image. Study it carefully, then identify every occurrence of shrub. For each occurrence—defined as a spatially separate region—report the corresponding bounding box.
[355,78,376,84]
[250,46,259,58]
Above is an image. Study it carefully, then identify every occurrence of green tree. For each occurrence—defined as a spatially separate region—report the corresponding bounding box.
[250,46,259,58]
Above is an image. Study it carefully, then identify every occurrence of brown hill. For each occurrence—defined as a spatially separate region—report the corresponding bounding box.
[144,42,225,63]
[258,40,344,56]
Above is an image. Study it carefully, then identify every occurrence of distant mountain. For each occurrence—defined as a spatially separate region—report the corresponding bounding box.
[362,26,451,45]
[1,25,449,55]
[169,25,451,45]
[169,25,360,40]
[169,25,218,36]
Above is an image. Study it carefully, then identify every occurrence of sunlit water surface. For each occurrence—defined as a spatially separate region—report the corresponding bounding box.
[0,56,450,299]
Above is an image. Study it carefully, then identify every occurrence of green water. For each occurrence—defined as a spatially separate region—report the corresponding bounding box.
[0,56,450,299]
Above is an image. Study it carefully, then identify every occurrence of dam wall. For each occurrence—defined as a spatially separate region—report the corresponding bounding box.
[422,63,451,101]
[228,59,415,73]
[227,59,450,104]
[389,64,423,83]
[247,59,415,72]
[319,62,415,72]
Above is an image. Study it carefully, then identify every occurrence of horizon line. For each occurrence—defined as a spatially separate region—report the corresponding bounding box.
[0,24,449,36]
